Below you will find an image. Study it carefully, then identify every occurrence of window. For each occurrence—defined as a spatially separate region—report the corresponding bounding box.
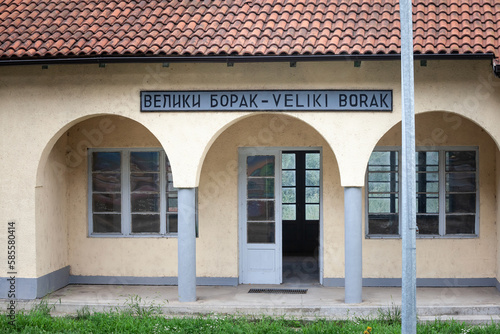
[366,147,478,237]
[89,148,178,236]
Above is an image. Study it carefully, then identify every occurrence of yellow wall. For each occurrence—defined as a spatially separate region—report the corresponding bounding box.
[65,116,179,277]
[35,134,69,276]
[198,114,344,278]
[364,112,498,278]
[497,149,500,282]
[0,60,499,281]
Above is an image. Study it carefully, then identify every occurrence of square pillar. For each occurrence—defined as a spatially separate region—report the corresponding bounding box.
[344,186,362,303]
[178,188,196,302]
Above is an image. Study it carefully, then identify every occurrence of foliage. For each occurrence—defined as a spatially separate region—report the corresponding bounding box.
[376,303,402,325]
[122,295,164,318]
[1,300,500,334]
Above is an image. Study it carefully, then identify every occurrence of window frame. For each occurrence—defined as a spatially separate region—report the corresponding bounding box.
[365,146,479,239]
[88,147,178,238]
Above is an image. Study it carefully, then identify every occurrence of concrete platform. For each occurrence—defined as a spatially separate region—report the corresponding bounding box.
[3,285,500,324]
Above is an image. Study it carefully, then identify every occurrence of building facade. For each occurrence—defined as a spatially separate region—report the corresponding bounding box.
[1,1,500,302]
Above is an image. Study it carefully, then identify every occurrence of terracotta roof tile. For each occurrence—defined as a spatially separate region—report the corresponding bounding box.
[0,0,499,60]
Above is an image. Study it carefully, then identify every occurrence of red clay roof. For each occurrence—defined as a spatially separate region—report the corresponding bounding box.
[0,0,499,60]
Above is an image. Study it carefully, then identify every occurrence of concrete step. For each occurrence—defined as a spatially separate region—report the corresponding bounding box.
[44,302,500,324]
[418,315,500,325]
[417,305,500,316]
[6,301,500,325]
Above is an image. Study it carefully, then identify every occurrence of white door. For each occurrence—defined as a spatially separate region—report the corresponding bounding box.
[239,148,282,284]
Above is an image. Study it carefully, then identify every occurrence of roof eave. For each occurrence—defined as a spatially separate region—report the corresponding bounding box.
[0,53,495,67]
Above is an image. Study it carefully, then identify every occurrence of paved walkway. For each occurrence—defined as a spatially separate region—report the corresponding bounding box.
[4,284,500,324]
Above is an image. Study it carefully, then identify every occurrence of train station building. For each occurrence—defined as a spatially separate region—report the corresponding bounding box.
[1,1,500,302]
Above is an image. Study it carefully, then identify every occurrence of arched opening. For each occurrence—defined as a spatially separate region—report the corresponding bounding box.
[197,113,343,285]
[36,115,179,289]
[363,111,498,284]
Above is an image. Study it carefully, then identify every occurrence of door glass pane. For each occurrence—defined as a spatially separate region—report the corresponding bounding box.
[247,154,275,244]
[282,188,296,203]
[305,204,319,220]
[305,187,319,203]
[282,204,296,220]
[282,171,296,186]
[247,156,275,176]
[131,214,160,233]
[248,178,275,199]
[247,201,275,221]
[305,153,320,169]
[130,152,159,172]
[248,222,275,243]
[282,153,295,169]
[305,170,320,186]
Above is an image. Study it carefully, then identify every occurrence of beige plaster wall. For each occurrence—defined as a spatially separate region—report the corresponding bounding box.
[363,112,498,278]
[65,116,179,277]
[1,59,500,279]
[198,113,344,278]
[35,134,69,276]
[497,149,500,282]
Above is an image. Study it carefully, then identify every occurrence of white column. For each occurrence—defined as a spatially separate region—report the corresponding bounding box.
[178,188,196,302]
[344,187,362,303]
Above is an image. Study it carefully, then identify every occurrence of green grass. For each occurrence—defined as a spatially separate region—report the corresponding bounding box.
[1,300,500,333]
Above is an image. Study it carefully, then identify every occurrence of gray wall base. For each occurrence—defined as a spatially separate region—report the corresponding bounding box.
[1,272,238,300]
[323,277,500,288]
[2,272,497,299]
[69,276,238,286]
[0,266,70,299]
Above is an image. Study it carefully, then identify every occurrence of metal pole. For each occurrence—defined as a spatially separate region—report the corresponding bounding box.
[400,0,417,333]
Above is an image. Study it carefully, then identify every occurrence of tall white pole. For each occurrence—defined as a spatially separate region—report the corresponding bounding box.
[400,0,417,333]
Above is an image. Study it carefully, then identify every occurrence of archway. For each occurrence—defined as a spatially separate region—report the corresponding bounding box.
[363,111,499,285]
[35,115,179,293]
[197,113,343,285]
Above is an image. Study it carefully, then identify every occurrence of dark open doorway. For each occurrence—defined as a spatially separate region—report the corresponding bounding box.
[281,150,320,284]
